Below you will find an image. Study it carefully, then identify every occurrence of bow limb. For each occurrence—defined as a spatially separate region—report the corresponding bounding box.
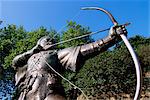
[81,7,118,25]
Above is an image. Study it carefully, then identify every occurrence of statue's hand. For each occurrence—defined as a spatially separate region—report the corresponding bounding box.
[33,36,53,53]
[109,25,127,37]
[36,36,53,50]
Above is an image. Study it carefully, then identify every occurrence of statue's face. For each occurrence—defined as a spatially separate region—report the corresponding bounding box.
[38,36,54,50]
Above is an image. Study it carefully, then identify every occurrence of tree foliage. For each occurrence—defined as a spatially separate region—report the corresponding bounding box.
[0,22,149,99]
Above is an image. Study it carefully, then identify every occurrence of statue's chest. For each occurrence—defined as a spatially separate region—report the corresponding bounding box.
[27,50,59,72]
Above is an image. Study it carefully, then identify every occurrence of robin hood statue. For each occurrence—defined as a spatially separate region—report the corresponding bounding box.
[12,8,128,100]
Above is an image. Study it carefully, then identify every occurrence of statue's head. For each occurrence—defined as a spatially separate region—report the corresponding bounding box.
[37,36,55,50]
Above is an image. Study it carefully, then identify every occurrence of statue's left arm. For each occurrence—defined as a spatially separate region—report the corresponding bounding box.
[12,36,50,69]
[80,25,125,56]
[57,25,127,72]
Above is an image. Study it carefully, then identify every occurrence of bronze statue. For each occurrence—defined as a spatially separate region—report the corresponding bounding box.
[12,25,127,100]
[12,7,128,100]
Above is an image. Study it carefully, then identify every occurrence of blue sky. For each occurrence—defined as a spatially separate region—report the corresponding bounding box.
[0,0,149,40]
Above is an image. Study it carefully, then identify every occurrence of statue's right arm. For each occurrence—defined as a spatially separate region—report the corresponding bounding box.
[12,45,42,69]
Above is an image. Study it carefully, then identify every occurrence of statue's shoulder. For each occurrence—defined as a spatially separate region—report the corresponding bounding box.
[57,46,81,72]
[57,47,75,56]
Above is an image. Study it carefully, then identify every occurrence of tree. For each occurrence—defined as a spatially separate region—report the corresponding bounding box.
[0,25,27,69]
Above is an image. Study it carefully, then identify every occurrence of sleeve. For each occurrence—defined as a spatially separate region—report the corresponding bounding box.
[12,53,28,69]
[80,35,119,57]
[15,65,27,86]
[57,46,81,72]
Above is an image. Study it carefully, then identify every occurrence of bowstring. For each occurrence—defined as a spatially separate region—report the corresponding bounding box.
[39,52,89,100]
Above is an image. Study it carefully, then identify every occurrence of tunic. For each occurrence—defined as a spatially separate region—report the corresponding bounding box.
[14,47,81,100]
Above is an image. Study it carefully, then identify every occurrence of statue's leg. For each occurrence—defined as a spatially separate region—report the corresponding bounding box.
[26,76,42,100]
[18,90,26,100]
[45,74,66,100]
